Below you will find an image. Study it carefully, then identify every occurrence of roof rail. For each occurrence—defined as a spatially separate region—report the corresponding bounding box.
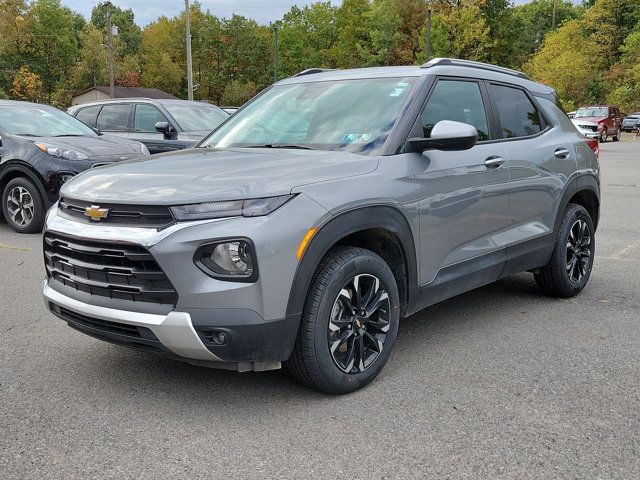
[421,58,529,80]
[293,68,336,77]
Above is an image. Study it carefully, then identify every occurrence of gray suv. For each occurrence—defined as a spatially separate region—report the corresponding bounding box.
[43,59,600,394]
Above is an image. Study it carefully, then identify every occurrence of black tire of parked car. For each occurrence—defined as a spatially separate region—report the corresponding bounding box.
[286,246,400,394]
[2,177,46,234]
[535,203,595,298]
[600,128,608,143]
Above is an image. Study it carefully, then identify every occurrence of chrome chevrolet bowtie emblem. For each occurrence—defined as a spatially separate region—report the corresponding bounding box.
[84,205,109,221]
[119,155,128,161]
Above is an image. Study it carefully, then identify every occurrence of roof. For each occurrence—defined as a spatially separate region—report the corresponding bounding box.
[278,59,554,95]
[73,86,178,100]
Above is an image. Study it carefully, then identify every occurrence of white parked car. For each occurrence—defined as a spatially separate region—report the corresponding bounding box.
[572,118,601,139]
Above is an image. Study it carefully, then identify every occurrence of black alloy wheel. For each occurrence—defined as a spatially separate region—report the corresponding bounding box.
[328,274,391,374]
[566,218,592,284]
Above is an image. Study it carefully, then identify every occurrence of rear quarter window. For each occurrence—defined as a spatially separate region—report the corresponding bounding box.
[489,84,542,138]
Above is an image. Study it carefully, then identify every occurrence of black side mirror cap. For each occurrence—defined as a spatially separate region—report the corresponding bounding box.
[155,121,177,139]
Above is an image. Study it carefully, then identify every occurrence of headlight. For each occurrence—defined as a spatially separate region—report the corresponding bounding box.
[195,239,258,282]
[140,143,150,155]
[36,142,88,160]
[171,194,294,221]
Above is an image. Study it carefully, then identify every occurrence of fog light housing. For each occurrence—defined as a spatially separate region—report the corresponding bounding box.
[195,239,258,282]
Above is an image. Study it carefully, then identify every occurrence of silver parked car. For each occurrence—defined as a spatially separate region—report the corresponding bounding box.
[68,99,228,154]
[622,112,640,132]
[43,59,600,393]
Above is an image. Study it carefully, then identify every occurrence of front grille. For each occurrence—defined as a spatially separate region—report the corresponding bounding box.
[578,124,598,132]
[50,304,166,353]
[44,233,178,306]
[58,197,175,229]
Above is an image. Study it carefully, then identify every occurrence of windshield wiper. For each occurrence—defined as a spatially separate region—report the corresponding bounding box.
[246,144,315,150]
[12,133,40,137]
[52,134,85,137]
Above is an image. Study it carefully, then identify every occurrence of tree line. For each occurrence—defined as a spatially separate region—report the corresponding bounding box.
[0,0,639,111]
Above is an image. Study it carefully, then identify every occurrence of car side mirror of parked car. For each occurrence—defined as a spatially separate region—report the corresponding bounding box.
[155,121,178,140]
[408,120,478,153]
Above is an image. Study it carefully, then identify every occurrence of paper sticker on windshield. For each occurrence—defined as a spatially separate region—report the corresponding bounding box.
[389,82,410,97]
[342,133,374,143]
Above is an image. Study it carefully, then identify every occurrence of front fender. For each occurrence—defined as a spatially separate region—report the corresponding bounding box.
[285,204,419,318]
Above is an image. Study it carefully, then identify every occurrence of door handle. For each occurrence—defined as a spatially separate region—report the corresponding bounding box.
[554,148,570,159]
[484,156,505,169]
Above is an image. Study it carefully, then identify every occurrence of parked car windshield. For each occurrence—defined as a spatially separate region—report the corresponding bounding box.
[575,107,608,118]
[200,77,418,155]
[163,103,228,132]
[0,105,96,137]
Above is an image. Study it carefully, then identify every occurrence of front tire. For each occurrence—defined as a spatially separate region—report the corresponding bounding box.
[600,128,608,143]
[534,203,595,298]
[2,177,45,233]
[613,127,621,141]
[286,247,400,394]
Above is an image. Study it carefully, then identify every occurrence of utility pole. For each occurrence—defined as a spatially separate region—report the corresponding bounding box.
[273,24,279,83]
[425,9,432,62]
[106,7,115,99]
[184,0,193,100]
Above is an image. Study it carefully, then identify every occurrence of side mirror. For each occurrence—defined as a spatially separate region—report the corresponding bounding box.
[155,121,177,139]
[408,120,478,153]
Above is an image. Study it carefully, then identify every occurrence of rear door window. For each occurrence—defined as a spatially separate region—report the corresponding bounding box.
[420,79,490,141]
[488,84,542,138]
[133,104,169,132]
[96,104,132,132]
[74,105,102,128]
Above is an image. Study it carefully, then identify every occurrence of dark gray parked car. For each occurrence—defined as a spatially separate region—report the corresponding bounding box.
[622,112,640,131]
[68,99,228,154]
[44,59,600,393]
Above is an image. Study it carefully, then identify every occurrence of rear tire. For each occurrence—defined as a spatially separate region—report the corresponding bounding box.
[534,203,595,298]
[286,246,400,394]
[2,177,45,233]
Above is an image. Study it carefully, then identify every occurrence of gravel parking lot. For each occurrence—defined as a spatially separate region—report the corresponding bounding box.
[1,138,639,479]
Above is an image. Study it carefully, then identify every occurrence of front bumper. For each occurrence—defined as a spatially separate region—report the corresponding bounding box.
[42,195,326,370]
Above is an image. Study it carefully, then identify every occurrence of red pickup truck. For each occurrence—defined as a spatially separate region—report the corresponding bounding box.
[573,105,622,142]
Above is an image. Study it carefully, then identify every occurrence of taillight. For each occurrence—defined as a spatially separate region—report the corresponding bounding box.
[584,137,599,157]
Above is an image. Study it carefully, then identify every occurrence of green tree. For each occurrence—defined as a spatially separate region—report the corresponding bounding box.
[332,0,371,68]
[221,79,257,106]
[22,0,83,95]
[91,2,142,56]
[366,0,403,66]
[139,16,183,95]
[512,0,582,66]
[72,23,107,90]
[278,2,338,76]
[525,19,599,104]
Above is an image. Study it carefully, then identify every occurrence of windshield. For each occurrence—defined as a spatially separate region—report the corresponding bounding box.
[164,103,228,132]
[0,105,96,137]
[200,77,417,155]
[575,107,608,118]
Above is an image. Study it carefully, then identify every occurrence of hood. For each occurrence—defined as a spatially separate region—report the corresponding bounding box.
[17,134,144,158]
[572,119,598,127]
[573,116,606,124]
[61,147,378,205]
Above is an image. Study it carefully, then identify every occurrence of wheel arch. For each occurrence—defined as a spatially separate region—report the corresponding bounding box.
[0,161,50,207]
[286,205,419,319]
[553,173,600,235]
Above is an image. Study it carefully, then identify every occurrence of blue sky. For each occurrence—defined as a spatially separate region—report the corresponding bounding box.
[61,0,540,26]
